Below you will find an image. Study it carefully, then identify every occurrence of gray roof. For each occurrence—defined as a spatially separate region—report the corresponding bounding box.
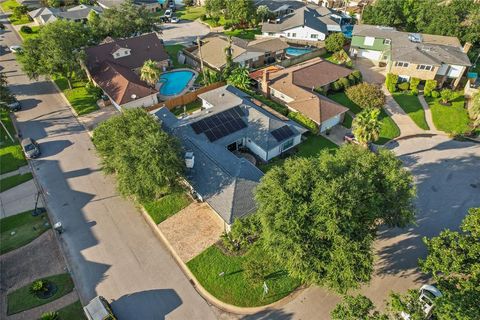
[29,4,102,22]
[254,0,304,12]
[153,85,307,224]
[352,24,471,66]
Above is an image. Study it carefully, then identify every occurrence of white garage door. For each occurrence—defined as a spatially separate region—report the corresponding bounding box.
[358,49,382,61]
[320,115,341,132]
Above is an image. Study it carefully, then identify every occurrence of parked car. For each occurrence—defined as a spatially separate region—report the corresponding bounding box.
[164,9,172,18]
[168,1,176,10]
[21,137,40,159]
[343,132,358,144]
[401,285,442,320]
[9,45,22,53]
[170,16,179,23]
[84,296,116,320]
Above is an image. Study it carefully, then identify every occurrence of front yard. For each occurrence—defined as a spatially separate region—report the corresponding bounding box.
[392,92,429,130]
[175,5,206,21]
[1,0,31,25]
[187,243,301,307]
[54,77,99,116]
[0,172,33,192]
[142,190,192,224]
[224,28,261,40]
[425,92,471,134]
[0,110,27,174]
[19,25,40,40]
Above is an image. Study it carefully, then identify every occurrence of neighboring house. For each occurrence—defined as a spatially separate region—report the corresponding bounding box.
[350,25,472,88]
[97,0,165,12]
[84,33,170,110]
[254,0,304,17]
[28,5,103,25]
[152,85,307,229]
[254,57,351,132]
[261,5,350,42]
[186,36,288,71]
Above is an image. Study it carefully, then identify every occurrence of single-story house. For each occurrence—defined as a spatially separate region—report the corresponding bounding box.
[152,85,307,229]
[255,57,351,132]
[186,36,289,71]
[350,24,472,88]
[84,33,170,110]
[28,4,103,25]
[253,0,304,17]
[97,0,164,12]
[261,5,350,42]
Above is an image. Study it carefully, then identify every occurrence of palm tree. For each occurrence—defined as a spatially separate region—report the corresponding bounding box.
[140,59,161,87]
[352,108,382,146]
[227,66,251,91]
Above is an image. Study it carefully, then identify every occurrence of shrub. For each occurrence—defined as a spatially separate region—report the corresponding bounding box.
[440,88,454,103]
[29,280,48,296]
[398,82,409,91]
[85,82,103,99]
[424,79,437,97]
[331,80,343,92]
[20,25,32,34]
[223,21,233,30]
[220,232,239,252]
[385,73,398,93]
[409,77,420,91]
[411,88,419,96]
[338,77,350,89]
[288,111,319,134]
[230,215,261,250]
[333,49,349,64]
[315,86,327,95]
[351,70,362,83]
[325,33,346,52]
[431,90,439,98]
[345,83,386,109]
[200,14,207,21]
[40,312,59,320]
[13,5,28,18]
[347,74,357,85]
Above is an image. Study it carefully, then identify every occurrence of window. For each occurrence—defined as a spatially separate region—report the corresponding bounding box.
[291,33,296,38]
[311,34,318,39]
[364,36,375,46]
[384,39,391,45]
[115,53,120,57]
[282,139,294,151]
[417,64,434,71]
[124,50,128,54]
[287,33,290,37]
[395,61,409,68]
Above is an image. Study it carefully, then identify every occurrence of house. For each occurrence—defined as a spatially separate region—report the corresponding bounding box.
[84,33,170,110]
[261,5,350,42]
[254,0,304,17]
[186,36,289,71]
[152,85,307,229]
[28,4,103,25]
[350,25,472,88]
[97,0,164,12]
[254,57,351,132]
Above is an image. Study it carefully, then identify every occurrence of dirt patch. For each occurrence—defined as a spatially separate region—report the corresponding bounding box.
[159,202,224,263]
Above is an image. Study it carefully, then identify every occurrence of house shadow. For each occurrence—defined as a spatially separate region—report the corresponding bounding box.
[111,289,182,320]
[37,139,73,157]
[18,98,42,111]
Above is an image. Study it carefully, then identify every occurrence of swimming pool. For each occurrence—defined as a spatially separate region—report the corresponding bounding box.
[286,47,313,56]
[342,25,353,38]
[159,70,196,96]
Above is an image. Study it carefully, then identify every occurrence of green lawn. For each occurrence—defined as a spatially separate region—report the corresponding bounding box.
[188,244,301,307]
[7,273,74,315]
[1,1,32,24]
[19,25,40,40]
[259,134,338,172]
[224,28,261,40]
[55,300,86,320]
[143,191,192,224]
[0,172,33,192]
[175,5,206,21]
[0,110,27,174]
[392,92,429,130]
[426,93,471,134]
[165,44,188,69]
[343,113,353,129]
[328,92,363,114]
[1,0,19,11]
[172,99,202,116]
[10,14,31,25]
[0,210,50,255]
[54,77,99,116]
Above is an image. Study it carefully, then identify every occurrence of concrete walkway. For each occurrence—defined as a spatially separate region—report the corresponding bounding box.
[77,106,118,132]
[382,87,424,137]
[0,166,30,180]
[418,94,442,134]
[321,125,348,146]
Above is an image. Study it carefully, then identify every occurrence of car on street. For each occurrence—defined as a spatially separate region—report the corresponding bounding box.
[84,296,117,320]
[21,137,40,159]
[168,1,176,10]
[401,285,442,320]
[164,9,172,18]
[9,45,22,53]
[170,16,179,23]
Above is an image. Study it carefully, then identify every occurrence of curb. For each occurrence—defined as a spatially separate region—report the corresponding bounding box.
[138,206,305,315]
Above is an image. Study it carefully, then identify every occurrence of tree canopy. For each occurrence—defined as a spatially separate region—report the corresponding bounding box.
[325,33,346,53]
[346,83,386,110]
[352,108,382,146]
[331,294,388,320]
[255,145,415,292]
[227,66,251,90]
[92,108,184,201]
[140,60,162,87]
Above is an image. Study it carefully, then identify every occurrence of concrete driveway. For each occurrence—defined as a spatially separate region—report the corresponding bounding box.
[160,20,210,45]
[353,58,387,84]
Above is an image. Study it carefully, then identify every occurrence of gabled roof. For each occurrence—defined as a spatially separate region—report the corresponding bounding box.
[253,0,304,12]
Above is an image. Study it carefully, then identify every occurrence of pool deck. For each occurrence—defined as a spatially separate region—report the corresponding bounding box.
[157,68,199,101]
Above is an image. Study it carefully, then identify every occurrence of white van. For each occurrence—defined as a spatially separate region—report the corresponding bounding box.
[83,296,116,320]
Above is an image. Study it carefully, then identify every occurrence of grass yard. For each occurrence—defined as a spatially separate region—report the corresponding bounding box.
[224,28,261,40]
[143,191,192,224]
[172,99,202,116]
[19,25,40,40]
[10,14,31,25]
[0,110,27,174]
[343,113,353,129]
[55,300,86,320]
[176,5,206,21]
[425,93,471,134]
[7,273,74,315]
[165,44,188,69]
[328,92,363,114]
[54,77,99,116]
[1,1,32,24]
[0,0,19,11]
[392,92,429,130]
[259,134,338,172]
[0,210,50,255]
[188,244,301,307]
[0,172,33,192]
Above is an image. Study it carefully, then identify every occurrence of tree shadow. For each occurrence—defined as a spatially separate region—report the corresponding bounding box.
[37,139,73,158]
[241,308,295,320]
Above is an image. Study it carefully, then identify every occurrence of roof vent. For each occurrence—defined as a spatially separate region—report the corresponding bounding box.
[408,33,422,43]
[185,151,194,169]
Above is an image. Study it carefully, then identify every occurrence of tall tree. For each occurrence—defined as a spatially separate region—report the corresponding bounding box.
[469,93,480,129]
[17,20,90,89]
[0,72,14,104]
[255,145,415,292]
[93,108,184,201]
[256,5,271,23]
[205,0,225,20]
[331,295,388,320]
[140,60,161,87]
[227,66,251,90]
[352,108,382,146]
[325,33,346,53]
[226,0,254,28]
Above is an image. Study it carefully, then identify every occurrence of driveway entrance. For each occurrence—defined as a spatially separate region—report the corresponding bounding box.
[353,58,387,84]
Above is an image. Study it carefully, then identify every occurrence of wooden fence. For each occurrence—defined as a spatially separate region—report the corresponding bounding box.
[144,81,226,112]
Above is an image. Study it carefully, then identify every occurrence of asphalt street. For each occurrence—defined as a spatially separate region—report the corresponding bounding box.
[0,13,216,320]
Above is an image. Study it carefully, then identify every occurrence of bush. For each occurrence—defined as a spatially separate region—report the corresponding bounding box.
[200,14,207,21]
[85,81,103,99]
[338,77,350,89]
[411,88,419,96]
[345,83,385,109]
[351,70,362,83]
[347,74,357,85]
[20,25,32,34]
[315,86,327,95]
[325,33,346,52]
[223,21,233,30]
[440,88,454,103]
[13,5,28,18]
[288,111,319,134]
[398,82,409,91]
[385,73,398,93]
[431,90,439,98]
[424,79,437,97]
[331,80,343,92]
[409,77,420,91]
[40,312,59,320]
[345,60,353,68]
[29,280,48,296]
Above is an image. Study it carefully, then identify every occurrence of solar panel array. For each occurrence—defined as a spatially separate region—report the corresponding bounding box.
[271,125,295,142]
[190,106,247,142]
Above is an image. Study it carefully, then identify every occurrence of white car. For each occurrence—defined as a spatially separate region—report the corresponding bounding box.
[164,9,172,18]
[401,285,442,320]
[170,16,179,23]
[9,45,22,53]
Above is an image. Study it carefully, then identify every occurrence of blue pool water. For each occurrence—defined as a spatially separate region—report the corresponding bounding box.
[342,25,353,38]
[286,47,313,56]
[159,70,195,96]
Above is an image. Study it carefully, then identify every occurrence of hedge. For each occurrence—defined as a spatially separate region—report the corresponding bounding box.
[288,111,319,134]
[385,73,398,93]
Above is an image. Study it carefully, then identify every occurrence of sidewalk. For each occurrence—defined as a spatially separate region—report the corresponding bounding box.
[0,165,30,180]
[0,179,43,218]
[418,94,442,134]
